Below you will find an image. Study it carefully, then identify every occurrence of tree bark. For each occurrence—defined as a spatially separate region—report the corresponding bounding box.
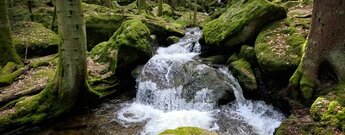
[289,0,345,100]
[0,0,87,131]
[0,0,22,67]
[138,0,146,14]
[158,0,163,16]
[193,0,197,26]
[104,0,114,8]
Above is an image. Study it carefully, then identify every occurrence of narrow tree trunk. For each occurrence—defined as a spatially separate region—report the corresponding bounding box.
[104,0,114,8]
[0,0,87,131]
[138,0,146,14]
[27,0,34,21]
[0,0,22,67]
[158,0,163,16]
[289,0,345,100]
[193,0,197,26]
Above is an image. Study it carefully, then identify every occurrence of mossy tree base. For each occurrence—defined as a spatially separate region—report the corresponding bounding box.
[288,0,345,101]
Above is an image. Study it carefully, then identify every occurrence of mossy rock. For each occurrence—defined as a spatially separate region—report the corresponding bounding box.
[89,19,153,96]
[255,17,309,75]
[229,59,257,92]
[167,36,180,44]
[226,53,240,65]
[239,45,256,63]
[202,0,287,53]
[12,21,59,58]
[175,11,211,28]
[159,127,218,135]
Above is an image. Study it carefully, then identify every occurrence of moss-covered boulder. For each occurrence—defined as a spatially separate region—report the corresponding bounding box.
[229,59,257,92]
[159,127,219,135]
[202,0,286,53]
[89,19,153,96]
[12,21,59,58]
[255,9,310,75]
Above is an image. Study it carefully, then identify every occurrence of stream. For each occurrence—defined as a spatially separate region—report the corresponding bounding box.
[115,28,285,135]
[20,28,284,135]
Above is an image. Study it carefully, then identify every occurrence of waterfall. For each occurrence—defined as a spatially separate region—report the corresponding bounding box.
[115,28,284,135]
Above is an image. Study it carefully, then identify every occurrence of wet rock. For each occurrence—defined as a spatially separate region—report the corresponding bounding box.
[140,61,236,105]
[229,59,257,93]
[202,0,287,53]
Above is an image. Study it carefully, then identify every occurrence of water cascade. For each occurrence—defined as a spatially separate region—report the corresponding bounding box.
[115,28,285,135]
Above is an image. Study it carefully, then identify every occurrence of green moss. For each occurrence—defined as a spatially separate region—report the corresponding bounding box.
[300,74,314,99]
[167,36,180,44]
[89,19,153,95]
[0,68,25,86]
[230,59,257,92]
[12,21,59,58]
[0,62,18,75]
[159,127,217,135]
[202,0,286,50]
[239,45,256,63]
[226,53,239,64]
[255,19,306,75]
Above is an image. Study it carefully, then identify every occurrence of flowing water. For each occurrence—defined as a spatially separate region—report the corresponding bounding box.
[115,28,285,135]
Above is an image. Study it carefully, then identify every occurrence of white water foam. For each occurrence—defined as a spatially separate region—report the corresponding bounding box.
[115,27,284,135]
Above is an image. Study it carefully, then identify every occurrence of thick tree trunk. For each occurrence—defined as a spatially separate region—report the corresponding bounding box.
[55,0,87,107]
[0,0,22,67]
[0,0,87,131]
[158,0,163,16]
[289,0,345,100]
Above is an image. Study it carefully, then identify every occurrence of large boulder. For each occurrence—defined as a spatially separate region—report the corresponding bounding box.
[139,60,236,105]
[88,19,153,96]
[255,5,311,76]
[202,0,287,53]
[12,21,59,58]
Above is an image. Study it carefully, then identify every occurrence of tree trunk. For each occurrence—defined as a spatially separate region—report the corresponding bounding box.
[0,0,22,67]
[0,0,87,131]
[289,0,345,100]
[138,0,146,14]
[104,0,114,8]
[193,0,197,26]
[158,0,163,16]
